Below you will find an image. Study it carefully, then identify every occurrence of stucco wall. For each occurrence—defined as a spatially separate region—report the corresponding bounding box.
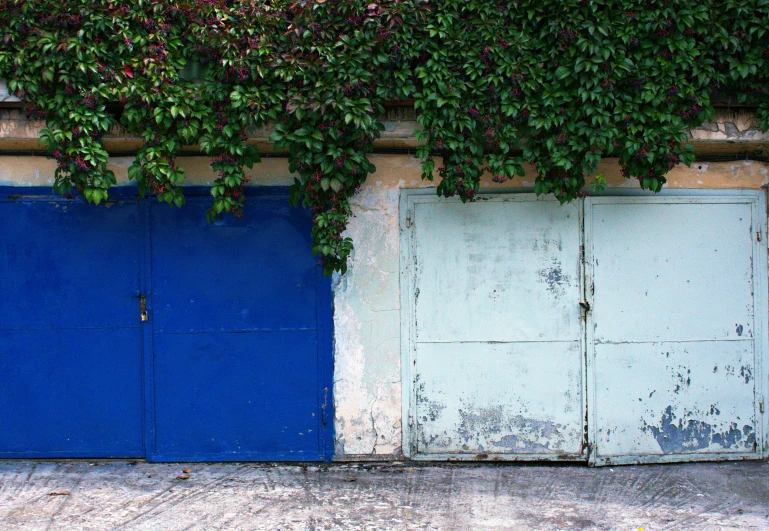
[1,154,768,459]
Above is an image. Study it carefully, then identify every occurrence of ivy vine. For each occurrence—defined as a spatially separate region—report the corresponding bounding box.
[1,0,767,274]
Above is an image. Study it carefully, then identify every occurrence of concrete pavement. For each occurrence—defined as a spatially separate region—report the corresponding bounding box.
[1,460,767,530]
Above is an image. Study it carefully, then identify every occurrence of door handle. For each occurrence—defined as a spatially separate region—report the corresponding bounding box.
[140,295,149,322]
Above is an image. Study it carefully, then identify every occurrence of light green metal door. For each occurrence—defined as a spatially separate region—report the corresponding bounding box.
[585,193,767,466]
[401,193,586,461]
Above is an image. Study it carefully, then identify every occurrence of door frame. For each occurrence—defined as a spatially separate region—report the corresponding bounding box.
[399,189,588,461]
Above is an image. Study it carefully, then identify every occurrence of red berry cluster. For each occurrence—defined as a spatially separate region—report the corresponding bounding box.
[83,94,98,110]
[225,64,251,82]
[39,14,81,28]
[147,42,167,59]
[342,82,369,96]
[318,121,337,132]
[334,154,348,168]
[74,157,89,171]
[24,103,46,120]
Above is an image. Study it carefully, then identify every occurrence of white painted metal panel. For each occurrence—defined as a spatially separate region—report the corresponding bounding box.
[401,193,585,460]
[595,341,756,457]
[413,199,581,343]
[586,194,767,466]
[591,202,754,343]
[415,342,584,456]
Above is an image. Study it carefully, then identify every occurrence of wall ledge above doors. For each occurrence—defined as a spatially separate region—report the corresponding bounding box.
[1,80,768,158]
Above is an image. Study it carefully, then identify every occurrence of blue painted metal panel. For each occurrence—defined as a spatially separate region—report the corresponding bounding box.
[152,331,323,460]
[150,195,318,333]
[0,329,144,457]
[148,193,333,462]
[0,196,142,329]
[0,195,144,457]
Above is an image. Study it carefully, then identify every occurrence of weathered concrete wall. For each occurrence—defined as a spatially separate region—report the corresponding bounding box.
[0,154,768,459]
[2,97,768,156]
[0,155,294,187]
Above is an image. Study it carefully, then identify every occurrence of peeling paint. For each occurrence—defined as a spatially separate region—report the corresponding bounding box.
[452,406,569,453]
[417,396,446,424]
[643,406,755,453]
[740,366,752,384]
[673,367,692,394]
[537,258,571,297]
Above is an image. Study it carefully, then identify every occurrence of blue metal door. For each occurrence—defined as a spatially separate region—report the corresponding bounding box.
[0,188,332,462]
[0,193,144,458]
[147,191,333,461]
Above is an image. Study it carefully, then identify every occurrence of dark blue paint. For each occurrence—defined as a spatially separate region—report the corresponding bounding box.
[152,331,323,460]
[0,197,144,457]
[0,188,333,462]
[149,196,317,333]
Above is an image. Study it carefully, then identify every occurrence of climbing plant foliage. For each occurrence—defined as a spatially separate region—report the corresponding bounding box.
[1,0,768,274]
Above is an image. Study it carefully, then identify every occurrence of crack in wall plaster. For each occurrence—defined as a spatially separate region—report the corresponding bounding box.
[332,171,407,458]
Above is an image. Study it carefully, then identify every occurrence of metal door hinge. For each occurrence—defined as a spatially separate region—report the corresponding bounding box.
[579,301,591,312]
[405,210,413,229]
[759,394,764,414]
[757,231,762,243]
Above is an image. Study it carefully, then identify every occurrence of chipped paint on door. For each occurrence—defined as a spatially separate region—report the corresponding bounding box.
[401,193,585,460]
[586,194,768,465]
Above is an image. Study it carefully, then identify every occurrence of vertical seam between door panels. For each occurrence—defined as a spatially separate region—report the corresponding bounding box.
[144,200,157,460]
[579,197,589,463]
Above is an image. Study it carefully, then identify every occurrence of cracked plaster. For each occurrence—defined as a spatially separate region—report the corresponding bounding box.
[331,156,428,458]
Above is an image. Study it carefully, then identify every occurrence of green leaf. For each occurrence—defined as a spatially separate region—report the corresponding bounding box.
[555,66,571,79]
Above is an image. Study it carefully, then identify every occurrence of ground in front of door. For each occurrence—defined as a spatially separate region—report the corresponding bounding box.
[1,461,767,530]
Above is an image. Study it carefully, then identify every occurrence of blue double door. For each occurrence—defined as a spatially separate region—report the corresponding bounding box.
[0,189,332,461]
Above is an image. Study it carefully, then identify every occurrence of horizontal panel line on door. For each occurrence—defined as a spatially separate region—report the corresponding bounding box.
[0,326,142,331]
[415,340,582,345]
[160,328,318,335]
[595,338,755,345]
